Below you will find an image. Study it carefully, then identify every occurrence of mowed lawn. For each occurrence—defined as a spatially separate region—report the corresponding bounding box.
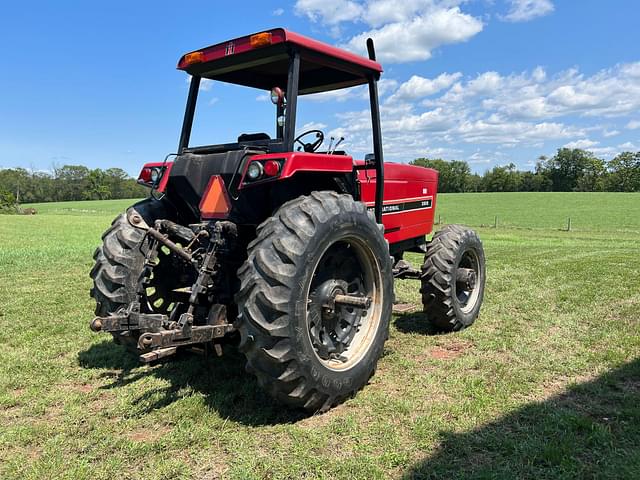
[1,193,639,479]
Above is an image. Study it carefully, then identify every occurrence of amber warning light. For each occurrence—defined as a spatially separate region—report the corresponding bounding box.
[199,176,231,219]
[250,32,272,48]
[183,51,205,66]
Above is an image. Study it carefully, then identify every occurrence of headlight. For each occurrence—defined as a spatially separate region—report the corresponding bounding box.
[150,168,160,183]
[246,162,263,181]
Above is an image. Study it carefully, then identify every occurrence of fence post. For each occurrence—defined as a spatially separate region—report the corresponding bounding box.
[567,217,572,232]
[438,214,441,225]
[494,215,498,228]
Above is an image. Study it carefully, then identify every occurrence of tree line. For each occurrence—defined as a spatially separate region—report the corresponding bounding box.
[0,165,147,208]
[1,148,639,211]
[411,149,640,193]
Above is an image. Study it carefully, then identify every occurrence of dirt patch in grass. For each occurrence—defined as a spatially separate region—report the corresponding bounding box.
[428,340,474,360]
[125,424,172,443]
[59,381,97,394]
[0,405,23,421]
[12,388,26,397]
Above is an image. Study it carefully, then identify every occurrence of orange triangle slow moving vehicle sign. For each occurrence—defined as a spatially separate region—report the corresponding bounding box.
[199,175,231,219]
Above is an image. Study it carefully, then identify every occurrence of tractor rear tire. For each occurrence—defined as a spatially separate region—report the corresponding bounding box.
[235,191,393,412]
[421,224,486,332]
[89,199,172,350]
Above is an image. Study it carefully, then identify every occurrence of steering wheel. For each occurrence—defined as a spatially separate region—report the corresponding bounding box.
[294,129,325,153]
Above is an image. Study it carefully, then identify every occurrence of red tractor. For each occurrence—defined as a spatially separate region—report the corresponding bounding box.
[89,29,485,412]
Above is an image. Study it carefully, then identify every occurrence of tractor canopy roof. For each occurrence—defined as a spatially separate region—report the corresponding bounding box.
[177,28,383,95]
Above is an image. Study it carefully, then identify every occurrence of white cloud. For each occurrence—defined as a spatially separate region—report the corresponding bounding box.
[437,62,640,120]
[295,0,364,25]
[185,76,213,91]
[388,73,462,102]
[345,8,483,63]
[532,66,547,82]
[302,78,398,103]
[363,0,465,27]
[321,64,640,160]
[305,86,366,102]
[590,146,618,157]
[548,86,599,108]
[468,71,504,94]
[626,120,640,130]
[454,120,583,145]
[272,7,284,16]
[602,129,620,138]
[501,0,554,23]
[299,121,328,132]
[294,1,482,64]
[563,139,599,150]
[199,79,213,91]
[377,78,399,97]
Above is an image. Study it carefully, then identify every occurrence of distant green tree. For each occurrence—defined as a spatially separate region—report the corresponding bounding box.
[466,173,483,192]
[0,187,16,210]
[519,171,538,192]
[481,163,521,192]
[85,169,111,200]
[0,165,146,203]
[104,168,130,198]
[607,152,640,192]
[53,165,90,201]
[539,148,604,191]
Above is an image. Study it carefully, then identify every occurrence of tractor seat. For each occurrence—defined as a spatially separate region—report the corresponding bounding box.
[238,133,271,142]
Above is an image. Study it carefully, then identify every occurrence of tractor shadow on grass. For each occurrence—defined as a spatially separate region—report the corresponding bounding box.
[393,311,442,336]
[403,357,640,479]
[78,341,307,426]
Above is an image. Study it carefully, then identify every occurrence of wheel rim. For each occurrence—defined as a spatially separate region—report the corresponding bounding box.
[306,237,383,371]
[143,243,195,315]
[456,249,481,314]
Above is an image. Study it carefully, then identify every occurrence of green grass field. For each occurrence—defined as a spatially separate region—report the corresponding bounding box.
[1,193,639,479]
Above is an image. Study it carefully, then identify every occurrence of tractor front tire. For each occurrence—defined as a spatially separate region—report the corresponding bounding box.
[421,224,486,331]
[236,192,393,412]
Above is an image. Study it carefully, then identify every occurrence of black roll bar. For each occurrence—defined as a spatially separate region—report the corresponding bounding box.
[284,50,301,151]
[366,38,384,224]
[178,75,201,153]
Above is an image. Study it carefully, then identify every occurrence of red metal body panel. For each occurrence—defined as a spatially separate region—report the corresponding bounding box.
[284,30,383,73]
[357,161,439,244]
[177,28,382,74]
[240,153,438,244]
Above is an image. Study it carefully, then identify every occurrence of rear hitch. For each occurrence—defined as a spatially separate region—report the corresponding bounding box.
[89,303,168,334]
[89,302,236,360]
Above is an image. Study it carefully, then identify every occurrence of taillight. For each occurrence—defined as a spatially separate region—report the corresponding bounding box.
[200,176,231,219]
[263,160,281,177]
[138,167,153,184]
[241,158,285,187]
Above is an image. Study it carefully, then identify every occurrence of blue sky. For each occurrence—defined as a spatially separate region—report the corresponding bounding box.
[1,0,639,175]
